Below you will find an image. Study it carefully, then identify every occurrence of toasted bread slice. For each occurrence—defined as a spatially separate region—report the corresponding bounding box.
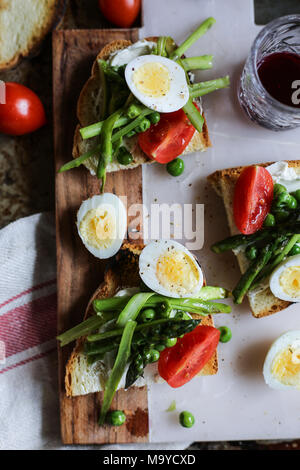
[0,0,65,71]
[65,241,218,397]
[208,160,300,318]
[72,38,211,176]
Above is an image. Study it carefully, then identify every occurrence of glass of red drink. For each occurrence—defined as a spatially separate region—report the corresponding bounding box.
[238,15,300,130]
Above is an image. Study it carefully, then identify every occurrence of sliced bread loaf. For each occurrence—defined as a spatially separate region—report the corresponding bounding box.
[208,160,300,318]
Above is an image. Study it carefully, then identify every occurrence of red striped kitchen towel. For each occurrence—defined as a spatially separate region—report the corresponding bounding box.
[0,213,61,449]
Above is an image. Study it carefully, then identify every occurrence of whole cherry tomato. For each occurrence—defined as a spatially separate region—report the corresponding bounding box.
[233,166,274,235]
[0,82,46,136]
[98,0,141,28]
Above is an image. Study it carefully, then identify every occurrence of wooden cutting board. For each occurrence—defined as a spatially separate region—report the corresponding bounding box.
[52,29,149,444]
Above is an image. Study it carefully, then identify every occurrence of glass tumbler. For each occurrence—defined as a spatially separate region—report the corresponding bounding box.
[238,15,300,130]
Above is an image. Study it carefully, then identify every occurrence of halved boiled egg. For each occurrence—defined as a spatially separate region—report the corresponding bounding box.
[139,240,203,298]
[125,55,189,113]
[77,193,127,259]
[263,331,300,390]
[270,254,300,302]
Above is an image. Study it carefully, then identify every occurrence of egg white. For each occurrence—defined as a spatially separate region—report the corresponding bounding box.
[125,55,189,113]
[77,193,127,259]
[263,330,300,390]
[139,240,203,298]
[270,254,300,302]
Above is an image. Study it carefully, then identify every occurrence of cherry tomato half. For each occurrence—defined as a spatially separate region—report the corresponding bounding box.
[158,325,220,388]
[233,165,274,235]
[0,82,46,136]
[138,108,196,164]
[98,0,141,28]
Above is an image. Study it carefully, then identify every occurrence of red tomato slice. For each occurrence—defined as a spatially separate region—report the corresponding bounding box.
[98,0,141,28]
[233,166,274,235]
[0,82,46,136]
[158,325,220,388]
[138,108,196,164]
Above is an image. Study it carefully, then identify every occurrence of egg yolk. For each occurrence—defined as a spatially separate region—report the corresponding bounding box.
[279,266,300,299]
[271,345,300,388]
[79,207,116,249]
[133,62,170,98]
[156,249,199,296]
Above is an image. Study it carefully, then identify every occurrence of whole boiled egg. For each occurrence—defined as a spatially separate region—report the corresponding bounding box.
[125,55,189,113]
[139,240,203,298]
[77,193,127,259]
[269,254,300,302]
[263,331,300,390]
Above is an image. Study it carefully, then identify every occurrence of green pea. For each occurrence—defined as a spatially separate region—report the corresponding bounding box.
[218,326,232,343]
[263,213,276,227]
[179,411,195,428]
[289,244,300,256]
[149,349,160,363]
[286,195,298,210]
[117,147,133,165]
[165,337,177,348]
[106,410,126,426]
[291,189,300,203]
[140,308,156,322]
[166,158,184,177]
[127,104,141,119]
[273,183,287,197]
[245,245,258,260]
[149,112,160,124]
[274,192,292,208]
[156,344,166,352]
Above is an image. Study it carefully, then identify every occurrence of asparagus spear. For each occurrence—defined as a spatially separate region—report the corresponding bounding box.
[86,319,200,351]
[232,243,274,304]
[179,56,213,70]
[56,312,115,347]
[80,116,131,140]
[250,234,300,290]
[92,293,231,316]
[210,223,300,254]
[170,17,216,61]
[97,108,123,191]
[183,98,204,133]
[189,76,230,99]
[98,320,136,425]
